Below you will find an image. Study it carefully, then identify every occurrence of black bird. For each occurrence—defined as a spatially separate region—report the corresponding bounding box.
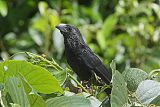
[56,24,112,85]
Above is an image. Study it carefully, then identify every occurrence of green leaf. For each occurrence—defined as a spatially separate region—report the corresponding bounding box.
[0,60,63,94]
[0,83,4,90]
[10,103,21,107]
[6,77,29,107]
[96,14,117,50]
[136,80,160,105]
[152,3,160,20]
[110,60,116,74]
[38,1,48,15]
[111,68,128,107]
[0,0,8,17]
[80,92,101,107]
[122,68,148,91]
[96,30,106,50]
[46,96,92,107]
[0,63,5,82]
[48,11,60,29]
[32,16,48,33]
[102,14,117,38]
[22,79,46,107]
[29,28,43,46]
[150,95,160,106]
[29,94,46,107]
[54,70,67,85]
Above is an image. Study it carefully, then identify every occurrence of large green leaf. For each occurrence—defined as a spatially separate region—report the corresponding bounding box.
[135,80,160,105]
[122,68,148,91]
[0,60,63,94]
[22,79,46,107]
[110,60,128,107]
[6,77,29,107]
[46,96,92,107]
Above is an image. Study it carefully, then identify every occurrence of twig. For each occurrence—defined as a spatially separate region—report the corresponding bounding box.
[67,73,88,93]
[128,90,145,107]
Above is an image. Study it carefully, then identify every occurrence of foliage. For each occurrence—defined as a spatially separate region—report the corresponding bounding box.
[0,0,160,71]
[0,54,160,106]
[0,0,160,107]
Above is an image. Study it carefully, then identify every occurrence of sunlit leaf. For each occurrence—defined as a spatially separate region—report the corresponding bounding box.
[96,31,106,50]
[0,60,64,94]
[38,1,48,15]
[0,0,8,17]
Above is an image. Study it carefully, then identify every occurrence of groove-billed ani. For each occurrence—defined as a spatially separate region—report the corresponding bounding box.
[56,24,112,85]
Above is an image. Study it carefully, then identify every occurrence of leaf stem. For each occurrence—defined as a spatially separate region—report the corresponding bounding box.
[67,73,89,93]
[128,90,145,106]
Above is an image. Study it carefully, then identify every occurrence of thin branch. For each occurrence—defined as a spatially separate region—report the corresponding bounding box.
[67,73,89,93]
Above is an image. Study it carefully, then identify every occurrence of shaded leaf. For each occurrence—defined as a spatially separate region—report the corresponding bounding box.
[81,92,101,107]
[22,79,46,107]
[54,70,67,85]
[6,77,29,107]
[46,96,92,107]
[29,94,45,107]
[111,68,128,107]
[136,80,160,105]
[150,95,160,106]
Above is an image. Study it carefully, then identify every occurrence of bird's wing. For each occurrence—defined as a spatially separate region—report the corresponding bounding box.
[77,47,112,84]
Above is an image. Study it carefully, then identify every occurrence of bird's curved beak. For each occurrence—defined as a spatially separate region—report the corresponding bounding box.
[56,24,67,32]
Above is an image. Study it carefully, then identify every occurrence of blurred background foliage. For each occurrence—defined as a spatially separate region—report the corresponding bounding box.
[0,0,160,72]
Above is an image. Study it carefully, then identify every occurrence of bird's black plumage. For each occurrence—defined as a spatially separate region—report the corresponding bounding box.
[56,24,112,85]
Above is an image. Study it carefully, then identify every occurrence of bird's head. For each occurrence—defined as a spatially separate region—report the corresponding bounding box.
[56,24,82,39]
